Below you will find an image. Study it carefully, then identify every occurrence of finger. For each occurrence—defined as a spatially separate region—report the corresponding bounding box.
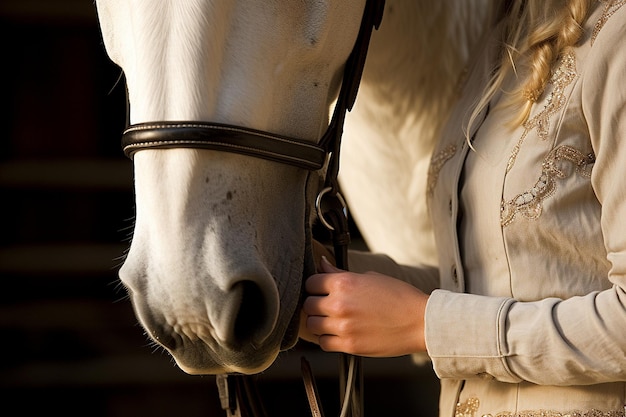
[305,315,330,336]
[302,295,328,316]
[312,242,336,270]
[305,264,348,295]
[317,334,348,353]
[306,315,343,337]
[305,273,334,295]
[299,310,318,344]
[320,256,343,273]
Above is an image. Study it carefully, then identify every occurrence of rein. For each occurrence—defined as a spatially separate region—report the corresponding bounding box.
[120,1,385,416]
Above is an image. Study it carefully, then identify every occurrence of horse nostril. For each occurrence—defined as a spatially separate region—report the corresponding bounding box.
[232,280,275,347]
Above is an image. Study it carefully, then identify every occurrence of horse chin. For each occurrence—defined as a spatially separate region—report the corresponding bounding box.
[170,339,281,376]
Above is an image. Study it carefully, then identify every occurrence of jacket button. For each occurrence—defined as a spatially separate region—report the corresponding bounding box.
[448,198,453,216]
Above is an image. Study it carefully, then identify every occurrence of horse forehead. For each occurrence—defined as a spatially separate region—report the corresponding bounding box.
[96,0,366,133]
[97,0,365,64]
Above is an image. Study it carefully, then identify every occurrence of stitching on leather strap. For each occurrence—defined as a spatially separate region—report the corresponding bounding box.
[122,139,324,170]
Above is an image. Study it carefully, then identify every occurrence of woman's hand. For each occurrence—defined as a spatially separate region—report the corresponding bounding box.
[301,256,429,357]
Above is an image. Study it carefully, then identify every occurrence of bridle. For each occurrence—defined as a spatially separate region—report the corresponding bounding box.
[120,1,385,416]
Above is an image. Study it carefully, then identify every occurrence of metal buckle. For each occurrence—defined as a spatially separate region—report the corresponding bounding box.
[315,187,348,231]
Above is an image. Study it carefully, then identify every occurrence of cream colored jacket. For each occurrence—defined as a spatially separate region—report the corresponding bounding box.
[352,2,626,416]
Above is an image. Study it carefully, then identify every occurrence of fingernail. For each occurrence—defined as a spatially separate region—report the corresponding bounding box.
[321,256,340,272]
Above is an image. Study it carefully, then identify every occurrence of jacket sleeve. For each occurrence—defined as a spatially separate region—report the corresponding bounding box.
[425,12,626,385]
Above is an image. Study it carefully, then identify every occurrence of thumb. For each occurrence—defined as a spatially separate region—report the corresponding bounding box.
[321,256,343,273]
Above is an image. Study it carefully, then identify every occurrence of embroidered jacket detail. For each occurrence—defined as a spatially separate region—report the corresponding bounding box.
[592,0,626,45]
[456,397,480,417]
[501,146,595,227]
[507,51,577,173]
[455,397,625,417]
[427,144,457,196]
[488,411,625,417]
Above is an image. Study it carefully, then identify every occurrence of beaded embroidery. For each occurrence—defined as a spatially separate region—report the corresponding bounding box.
[501,145,595,227]
[427,144,457,196]
[592,0,626,45]
[489,411,625,417]
[456,397,481,417]
[500,48,581,227]
[506,51,577,173]
[455,397,625,417]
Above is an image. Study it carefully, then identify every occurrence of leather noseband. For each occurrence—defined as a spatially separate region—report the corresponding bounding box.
[122,122,328,171]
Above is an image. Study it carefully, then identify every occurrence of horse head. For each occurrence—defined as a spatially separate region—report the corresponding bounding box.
[96,0,370,374]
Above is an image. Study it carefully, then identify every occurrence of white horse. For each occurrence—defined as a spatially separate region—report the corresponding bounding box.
[95,0,492,376]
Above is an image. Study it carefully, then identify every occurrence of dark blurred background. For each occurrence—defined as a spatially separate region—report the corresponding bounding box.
[0,1,439,415]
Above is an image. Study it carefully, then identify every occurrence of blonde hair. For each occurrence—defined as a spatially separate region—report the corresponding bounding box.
[468,0,595,135]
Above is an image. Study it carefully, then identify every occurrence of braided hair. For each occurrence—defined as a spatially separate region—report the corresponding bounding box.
[467,0,595,137]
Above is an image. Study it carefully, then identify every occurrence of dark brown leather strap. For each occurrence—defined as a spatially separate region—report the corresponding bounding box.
[122,122,327,171]
[217,374,268,417]
[301,357,325,417]
[319,0,385,193]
